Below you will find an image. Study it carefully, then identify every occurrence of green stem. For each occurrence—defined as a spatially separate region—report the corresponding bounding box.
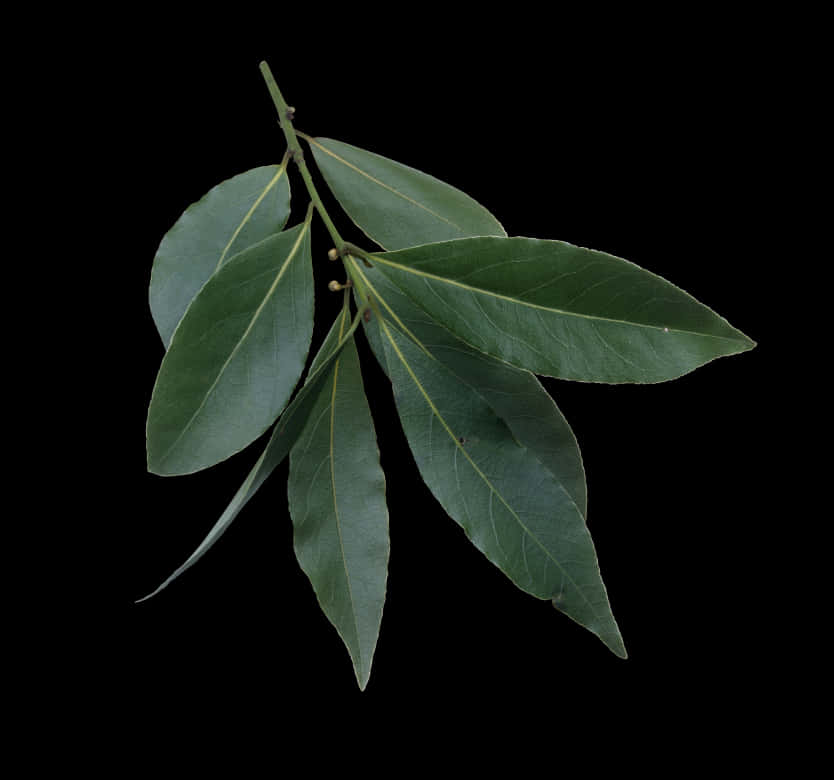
[341,242,376,267]
[346,256,386,325]
[345,255,370,302]
[259,61,345,250]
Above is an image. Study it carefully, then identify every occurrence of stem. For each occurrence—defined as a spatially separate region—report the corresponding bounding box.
[346,256,386,325]
[345,255,370,303]
[259,62,345,249]
[341,242,376,266]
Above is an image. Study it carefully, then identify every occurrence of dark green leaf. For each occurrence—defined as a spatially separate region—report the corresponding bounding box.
[305,135,505,250]
[371,313,624,657]
[351,261,586,516]
[146,219,313,476]
[136,310,363,602]
[150,164,291,347]
[369,236,755,383]
[288,305,389,690]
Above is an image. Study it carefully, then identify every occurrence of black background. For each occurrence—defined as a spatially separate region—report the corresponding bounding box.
[71,12,776,741]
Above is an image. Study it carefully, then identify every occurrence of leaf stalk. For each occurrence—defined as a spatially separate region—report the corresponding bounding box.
[259,61,347,256]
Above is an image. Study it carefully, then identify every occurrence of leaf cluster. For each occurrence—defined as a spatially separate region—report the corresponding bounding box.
[140,63,754,690]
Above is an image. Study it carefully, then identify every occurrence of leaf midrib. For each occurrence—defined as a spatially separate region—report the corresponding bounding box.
[305,135,467,234]
[215,161,288,271]
[328,307,364,675]
[156,222,310,469]
[378,316,601,621]
[372,255,750,343]
[350,256,540,379]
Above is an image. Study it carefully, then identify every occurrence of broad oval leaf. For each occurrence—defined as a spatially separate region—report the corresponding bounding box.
[305,135,505,250]
[288,307,389,690]
[149,163,291,347]
[146,220,313,476]
[350,259,586,516]
[136,309,363,602]
[136,308,359,604]
[369,236,755,383]
[374,315,625,657]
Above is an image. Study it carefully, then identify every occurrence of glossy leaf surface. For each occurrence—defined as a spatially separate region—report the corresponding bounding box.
[137,311,361,602]
[147,221,313,476]
[305,136,505,250]
[288,305,389,689]
[371,312,624,657]
[150,164,291,347]
[370,236,755,383]
[350,259,586,516]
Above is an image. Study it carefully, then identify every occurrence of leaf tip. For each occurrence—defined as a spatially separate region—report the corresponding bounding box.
[727,322,756,352]
[354,664,372,692]
[599,627,628,660]
[134,585,161,605]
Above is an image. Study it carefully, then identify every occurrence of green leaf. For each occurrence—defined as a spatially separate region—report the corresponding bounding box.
[136,308,363,603]
[146,219,313,476]
[149,163,291,347]
[304,135,505,250]
[368,236,755,383]
[372,313,625,657]
[288,304,389,690]
[351,261,586,516]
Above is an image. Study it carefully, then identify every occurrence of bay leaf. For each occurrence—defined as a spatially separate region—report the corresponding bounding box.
[147,220,313,476]
[149,164,291,347]
[305,135,504,250]
[288,307,389,689]
[369,236,755,383]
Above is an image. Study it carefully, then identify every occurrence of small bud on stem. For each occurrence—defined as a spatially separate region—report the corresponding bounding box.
[328,280,353,292]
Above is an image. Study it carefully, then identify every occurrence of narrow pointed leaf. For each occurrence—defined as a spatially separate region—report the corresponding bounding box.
[150,164,291,347]
[147,220,313,476]
[288,307,390,690]
[305,136,505,250]
[136,311,363,602]
[351,260,586,515]
[372,313,624,657]
[369,236,755,383]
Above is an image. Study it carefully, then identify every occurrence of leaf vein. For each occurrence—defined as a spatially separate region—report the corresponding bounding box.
[157,221,310,469]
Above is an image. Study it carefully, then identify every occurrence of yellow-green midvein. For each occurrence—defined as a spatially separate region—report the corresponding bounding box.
[370,254,750,343]
[298,133,466,233]
[346,256,431,358]
[158,209,313,468]
[328,302,363,667]
[216,154,290,271]
[378,316,600,619]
